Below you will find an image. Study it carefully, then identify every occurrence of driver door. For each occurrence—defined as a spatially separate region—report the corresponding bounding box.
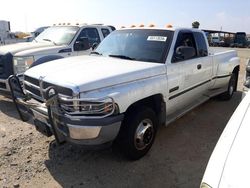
[167,31,210,116]
[73,28,100,56]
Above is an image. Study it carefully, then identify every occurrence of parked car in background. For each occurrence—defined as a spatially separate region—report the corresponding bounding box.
[0,24,115,93]
[210,36,224,47]
[9,27,239,160]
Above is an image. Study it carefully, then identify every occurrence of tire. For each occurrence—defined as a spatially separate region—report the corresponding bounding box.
[115,106,158,160]
[220,73,237,100]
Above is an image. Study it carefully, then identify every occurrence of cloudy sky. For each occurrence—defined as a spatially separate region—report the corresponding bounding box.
[0,0,249,33]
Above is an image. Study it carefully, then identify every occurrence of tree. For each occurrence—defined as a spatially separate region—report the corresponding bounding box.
[192,21,200,29]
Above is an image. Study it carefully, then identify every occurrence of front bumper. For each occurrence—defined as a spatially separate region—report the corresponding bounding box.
[9,75,124,147]
[29,103,123,146]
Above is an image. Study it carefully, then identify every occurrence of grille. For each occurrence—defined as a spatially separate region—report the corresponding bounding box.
[24,75,39,85]
[24,83,41,97]
[23,75,115,118]
[23,75,73,102]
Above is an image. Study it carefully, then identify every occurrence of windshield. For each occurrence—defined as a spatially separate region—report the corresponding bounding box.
[95,29,174,63]
[35,26,79,45]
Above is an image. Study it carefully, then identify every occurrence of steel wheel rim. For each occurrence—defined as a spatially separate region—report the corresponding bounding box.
[134,119,154,150]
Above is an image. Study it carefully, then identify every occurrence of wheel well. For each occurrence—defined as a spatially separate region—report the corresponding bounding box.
[233,65,240,91]
[124,94,166,125]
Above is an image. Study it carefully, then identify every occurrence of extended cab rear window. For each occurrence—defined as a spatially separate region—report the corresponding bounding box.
[95,29,174,63]
[193,32,208,57]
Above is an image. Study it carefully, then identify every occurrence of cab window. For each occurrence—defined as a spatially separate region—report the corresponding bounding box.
[172,32,197,63]
[76,28,101,47]
[193,32,208,57]
[101,28,110,38]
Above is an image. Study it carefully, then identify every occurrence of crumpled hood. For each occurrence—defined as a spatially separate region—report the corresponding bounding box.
[0,41,58,55]
[25,55,166,92]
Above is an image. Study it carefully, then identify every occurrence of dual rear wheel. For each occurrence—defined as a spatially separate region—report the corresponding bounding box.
[219,73,237,100]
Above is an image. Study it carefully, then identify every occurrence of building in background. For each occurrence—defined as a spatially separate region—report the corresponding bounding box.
[0,20,31,45]
[0,20,11,44]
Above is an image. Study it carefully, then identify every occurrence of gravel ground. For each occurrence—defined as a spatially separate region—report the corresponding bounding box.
[0,48,249,188]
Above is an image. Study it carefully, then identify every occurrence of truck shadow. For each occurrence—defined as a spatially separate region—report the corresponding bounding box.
[44,92,242,188]
[0,96,34,125]
[0,96,21,120]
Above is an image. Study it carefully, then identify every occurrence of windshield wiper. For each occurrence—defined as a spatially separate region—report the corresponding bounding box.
[42,38,57,45]
[109,54,135,60]
[90,51,102,56]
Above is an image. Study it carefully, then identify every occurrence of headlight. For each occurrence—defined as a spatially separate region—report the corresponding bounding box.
[13,56,35,74]
[59,96,118,117]
[200,182,212,188]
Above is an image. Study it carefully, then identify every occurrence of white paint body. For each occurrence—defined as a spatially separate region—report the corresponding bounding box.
[24,28,240,124]
[201,91,250,188]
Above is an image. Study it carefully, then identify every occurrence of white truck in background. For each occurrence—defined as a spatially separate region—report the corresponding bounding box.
[9,27,240,160]
[0,24,115,93]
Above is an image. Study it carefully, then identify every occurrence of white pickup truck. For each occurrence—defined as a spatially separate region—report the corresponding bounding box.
[9,27,240,160]
[0,24,114,92]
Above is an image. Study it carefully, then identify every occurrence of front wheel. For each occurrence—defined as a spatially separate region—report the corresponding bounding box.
[219,73,237,100]
[115,107,158,160]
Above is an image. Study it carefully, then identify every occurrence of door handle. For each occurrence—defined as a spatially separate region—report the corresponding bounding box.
[197,64,202,70]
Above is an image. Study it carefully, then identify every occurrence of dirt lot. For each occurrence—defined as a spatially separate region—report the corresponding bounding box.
[0,48,249,188]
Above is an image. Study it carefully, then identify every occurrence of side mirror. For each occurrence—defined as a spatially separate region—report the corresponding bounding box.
[175,46,196,61]
[74,37,90,51]
[92,43,98,50]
